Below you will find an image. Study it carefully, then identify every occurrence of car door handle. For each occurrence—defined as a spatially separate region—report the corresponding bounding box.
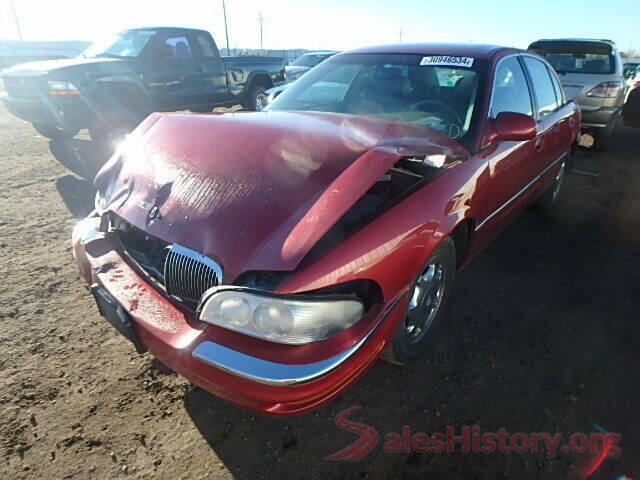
[534,138,544,152]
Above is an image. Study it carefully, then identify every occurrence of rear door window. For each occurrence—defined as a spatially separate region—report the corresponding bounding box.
[547,66,565,106]
[523,57,559,119]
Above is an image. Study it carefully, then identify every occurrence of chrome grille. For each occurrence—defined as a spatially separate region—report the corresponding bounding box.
[164,244,222,302]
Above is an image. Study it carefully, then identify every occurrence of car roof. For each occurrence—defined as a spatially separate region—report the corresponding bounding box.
[531,38,616,45]
[303,51,340,55]
[123,26,209,34]
[342,43,516,60]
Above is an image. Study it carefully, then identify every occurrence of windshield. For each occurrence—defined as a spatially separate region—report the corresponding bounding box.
[82,30,156,59]
[534,50,615,74]
[292,54,331,67]
[267,53,486,147]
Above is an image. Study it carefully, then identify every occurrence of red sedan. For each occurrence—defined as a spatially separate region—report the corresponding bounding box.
[73,43,580,415]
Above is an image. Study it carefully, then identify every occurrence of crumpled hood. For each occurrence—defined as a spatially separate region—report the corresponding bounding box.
[95,110,467,281]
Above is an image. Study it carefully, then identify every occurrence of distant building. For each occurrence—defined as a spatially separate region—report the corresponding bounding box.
[0,40,91,69]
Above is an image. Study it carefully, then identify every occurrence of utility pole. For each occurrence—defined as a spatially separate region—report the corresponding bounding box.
[222,0,230,55]
[399,27,403,43]
[258,12,264,50]
[9,0,24,42]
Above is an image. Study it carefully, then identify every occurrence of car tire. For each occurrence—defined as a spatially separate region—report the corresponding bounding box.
[243,84,268,111]
[534,157,567,208]
[32,123,79,140]
[88,108,143,153]
[381,237,456,365]
[592,119,615,152]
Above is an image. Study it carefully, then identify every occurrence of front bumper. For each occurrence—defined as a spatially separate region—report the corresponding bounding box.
[72,216,406,415]
[1,94,91,130]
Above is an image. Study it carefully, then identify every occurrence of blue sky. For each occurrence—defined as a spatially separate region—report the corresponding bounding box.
[0,0,637,53]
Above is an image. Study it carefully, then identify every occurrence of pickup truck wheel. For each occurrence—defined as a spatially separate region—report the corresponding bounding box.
[88,109,141,152]
[244,85,268,111]
[32,123,79,140]
[381,237,456,365]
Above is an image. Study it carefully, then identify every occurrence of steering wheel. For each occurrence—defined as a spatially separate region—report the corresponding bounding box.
[410,100,462,126]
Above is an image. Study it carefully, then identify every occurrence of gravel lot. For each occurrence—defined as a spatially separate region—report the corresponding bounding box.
[0,103,639,480]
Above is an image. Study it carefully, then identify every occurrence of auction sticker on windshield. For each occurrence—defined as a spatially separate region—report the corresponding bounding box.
[420,56,474,68]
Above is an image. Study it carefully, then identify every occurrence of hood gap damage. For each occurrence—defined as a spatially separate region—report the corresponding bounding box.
[297,156,453,269]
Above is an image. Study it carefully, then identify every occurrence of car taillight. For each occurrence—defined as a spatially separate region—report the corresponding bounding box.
[586,81,623,98]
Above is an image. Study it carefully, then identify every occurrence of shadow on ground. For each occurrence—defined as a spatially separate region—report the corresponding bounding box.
[49,137,109,181]
[183,125,640,480]
[55,175,96,219]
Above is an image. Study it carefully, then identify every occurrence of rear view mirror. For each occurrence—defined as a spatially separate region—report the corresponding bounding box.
[492,112,538,141]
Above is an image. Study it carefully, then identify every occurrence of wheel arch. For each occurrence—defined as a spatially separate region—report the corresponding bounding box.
[246,72,274,93]
[87,79,152,113]
[437,212,477,270]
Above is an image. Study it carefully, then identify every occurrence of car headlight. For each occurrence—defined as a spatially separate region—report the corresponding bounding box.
[199,288,364,344]
[48,80,80,95]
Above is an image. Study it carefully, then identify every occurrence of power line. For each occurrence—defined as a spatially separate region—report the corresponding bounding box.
[222,0,230,55]
[9,0,23,42]
[258,12,264,50]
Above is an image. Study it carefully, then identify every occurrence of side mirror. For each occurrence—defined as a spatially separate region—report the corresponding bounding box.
[492,112,538,141]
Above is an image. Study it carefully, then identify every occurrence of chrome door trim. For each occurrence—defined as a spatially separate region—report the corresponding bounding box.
[475,151,568,232]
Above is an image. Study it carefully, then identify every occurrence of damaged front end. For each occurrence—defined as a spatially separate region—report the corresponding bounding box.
[77,110,468,413]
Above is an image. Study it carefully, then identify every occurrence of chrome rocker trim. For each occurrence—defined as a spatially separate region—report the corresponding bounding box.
[475,152,568,231]
[191,294,404,386]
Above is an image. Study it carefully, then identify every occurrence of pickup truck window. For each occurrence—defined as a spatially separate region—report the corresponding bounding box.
[82,30,156,59]
[267,53,486,144]
[196,34,218,58]
[163,36,193,59]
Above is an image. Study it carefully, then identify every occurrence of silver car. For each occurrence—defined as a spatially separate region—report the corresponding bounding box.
[529,38,625,151]
[284,51,339,83]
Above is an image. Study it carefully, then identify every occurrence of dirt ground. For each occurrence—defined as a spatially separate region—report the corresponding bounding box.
[0,102,639,480]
